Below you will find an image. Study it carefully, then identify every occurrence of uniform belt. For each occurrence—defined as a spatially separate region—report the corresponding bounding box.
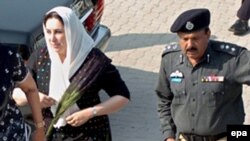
[180,132,227,141]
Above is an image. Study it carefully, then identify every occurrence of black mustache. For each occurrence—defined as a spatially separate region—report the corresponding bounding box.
[186,47,197,52]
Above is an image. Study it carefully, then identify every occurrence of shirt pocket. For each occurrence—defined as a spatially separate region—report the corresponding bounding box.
[202,82,225,107]
[170,80,186,105]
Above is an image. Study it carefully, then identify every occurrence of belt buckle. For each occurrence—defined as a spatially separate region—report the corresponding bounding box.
[186,134,196,141]
[193,135,206,141]
[202,135,215,141]
[184,134,215,141]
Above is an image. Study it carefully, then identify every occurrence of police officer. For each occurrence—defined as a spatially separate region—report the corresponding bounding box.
[228,0,250,35]
[155,8,250,141]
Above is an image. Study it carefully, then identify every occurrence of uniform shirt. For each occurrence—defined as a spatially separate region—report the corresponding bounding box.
[155,40,250,139]
[0,45,28,141]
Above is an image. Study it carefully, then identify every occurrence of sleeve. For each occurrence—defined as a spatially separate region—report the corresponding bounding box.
[10,49,28,83]
[100,63,130,100]
[155,57,176,139]
[233,49,250,84]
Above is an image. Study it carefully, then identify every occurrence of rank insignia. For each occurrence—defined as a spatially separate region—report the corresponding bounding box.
[201,75,224,82]
[170,70,184,83]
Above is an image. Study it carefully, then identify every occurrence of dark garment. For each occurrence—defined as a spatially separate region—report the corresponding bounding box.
[46,46,114,139]
[27,46,130,141]
[0,45,29,140]
[155,40,250,139]
[237,0,250,20]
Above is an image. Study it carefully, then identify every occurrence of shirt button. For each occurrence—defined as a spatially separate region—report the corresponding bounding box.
[202,91,205,95]
[192,113,195,117]
[192,81,198,86]
[192,128,195,132]
[192,98,195,102]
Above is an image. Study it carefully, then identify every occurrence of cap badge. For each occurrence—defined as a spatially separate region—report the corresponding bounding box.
[185,21,194,30]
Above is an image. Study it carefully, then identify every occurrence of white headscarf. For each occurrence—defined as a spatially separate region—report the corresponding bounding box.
[43,6,94,127]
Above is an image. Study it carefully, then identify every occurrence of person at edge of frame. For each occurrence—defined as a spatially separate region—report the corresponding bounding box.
[228,0,250,36]
[0,43,45,141]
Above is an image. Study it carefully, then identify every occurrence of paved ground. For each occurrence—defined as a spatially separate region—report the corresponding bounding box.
[99,0,250,141]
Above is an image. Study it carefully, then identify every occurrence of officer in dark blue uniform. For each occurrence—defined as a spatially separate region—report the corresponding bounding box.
[155,8,250,141]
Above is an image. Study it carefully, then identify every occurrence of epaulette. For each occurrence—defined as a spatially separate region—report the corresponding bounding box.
[162,42,181,57]
[211,41,243,56]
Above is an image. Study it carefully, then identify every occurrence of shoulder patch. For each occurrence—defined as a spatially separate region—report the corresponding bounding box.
[162,42,181,57]
[212,42,242,56]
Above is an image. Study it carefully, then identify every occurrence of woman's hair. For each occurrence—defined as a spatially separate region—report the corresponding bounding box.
[43,11,64,25]
[17,45,30,60]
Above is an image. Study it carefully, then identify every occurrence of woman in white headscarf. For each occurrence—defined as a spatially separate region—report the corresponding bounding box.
[16,6,130,141]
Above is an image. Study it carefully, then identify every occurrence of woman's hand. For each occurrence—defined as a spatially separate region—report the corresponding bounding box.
[65,95,129,127]
[39,92,56,108]
[12,89,56,108]
[32,128,46,141]
[65,108,93,127]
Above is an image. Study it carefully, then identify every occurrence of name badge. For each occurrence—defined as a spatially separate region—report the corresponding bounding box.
[170,70,184,83]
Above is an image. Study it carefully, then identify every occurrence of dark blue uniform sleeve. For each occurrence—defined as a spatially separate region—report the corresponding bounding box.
[233,49,250,84]
[155,57,176,140]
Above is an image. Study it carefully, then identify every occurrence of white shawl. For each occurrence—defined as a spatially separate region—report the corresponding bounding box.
[43,6,94,127]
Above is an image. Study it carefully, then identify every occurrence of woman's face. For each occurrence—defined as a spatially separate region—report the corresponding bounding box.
[44,18,67,57]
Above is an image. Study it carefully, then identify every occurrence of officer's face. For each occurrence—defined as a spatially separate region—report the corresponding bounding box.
[178,29,210,64]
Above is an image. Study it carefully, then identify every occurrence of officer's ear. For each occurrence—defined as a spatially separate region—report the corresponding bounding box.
[204,27,211,38]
